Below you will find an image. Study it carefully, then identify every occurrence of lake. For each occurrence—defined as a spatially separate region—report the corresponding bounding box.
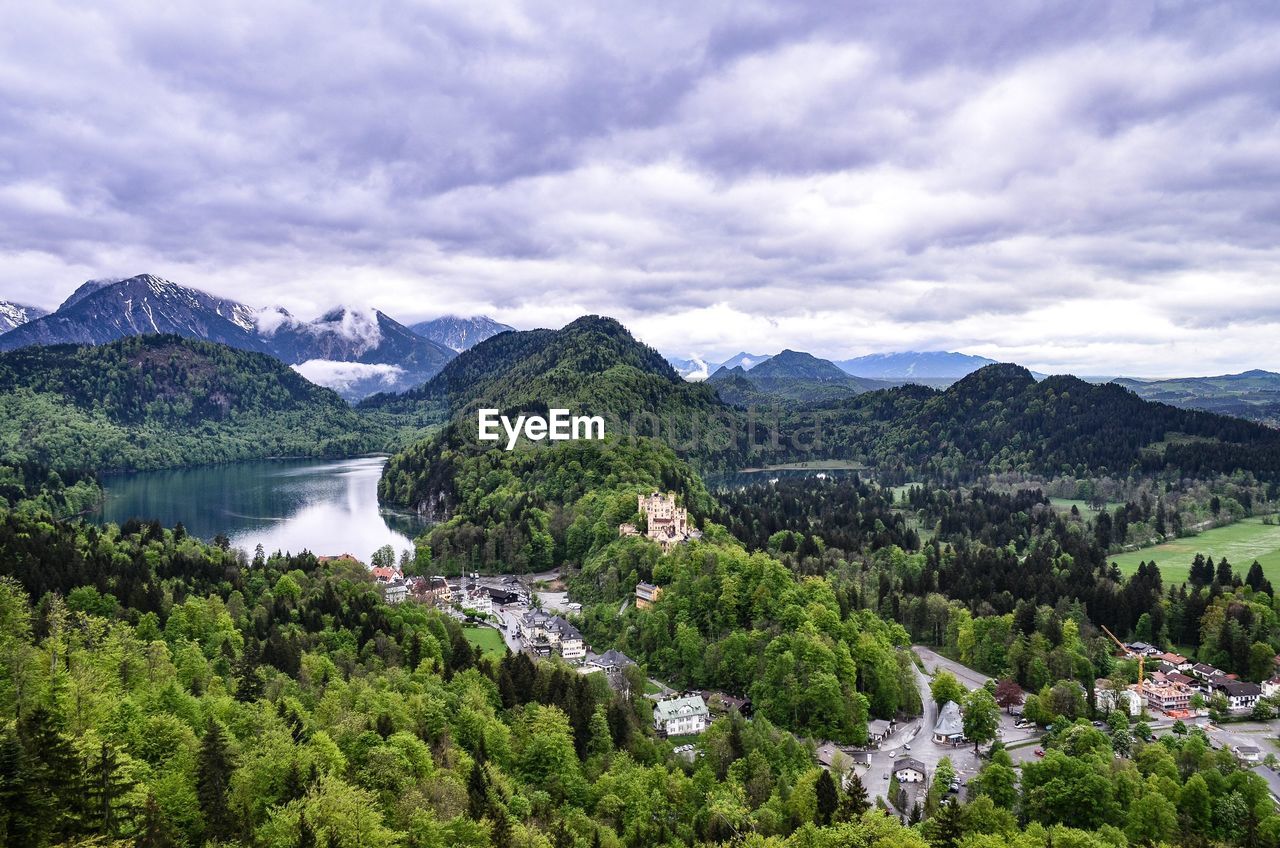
[91,456,428,561]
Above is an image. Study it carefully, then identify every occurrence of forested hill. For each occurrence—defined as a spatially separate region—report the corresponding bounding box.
[365,316,737,473]
[363,314,722,422]
[0,335,389,473]
[804,363,1280,481]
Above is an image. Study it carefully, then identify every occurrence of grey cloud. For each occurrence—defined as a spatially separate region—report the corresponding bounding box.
[2,1,1280,375]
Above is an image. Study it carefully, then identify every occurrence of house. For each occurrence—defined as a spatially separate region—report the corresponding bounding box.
[459,590,493,618]
[519,610,585,663]
[1263,676,1280,698]
[654,694,710,736]
[1095,679,1142,716]
[893,758,927,783]
[1190,663,1225,691]
[932,701,966,745]
[591,649,637,674]
[1124,642,1161,657]
[371,564,401,584]
[1234,745,1263,764]
[702,691,752,717]
[867,719,895,747]
[1214,679,1262,713]
[635,582,664,609]
[410,576,453,606]
[486,587,521,606]
[1160,652,1191,670]
[383,579,408,604]
[548,618,586,662]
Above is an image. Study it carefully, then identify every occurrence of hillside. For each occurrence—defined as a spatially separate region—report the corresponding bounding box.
[797,364,1280,482]
[365,315,727,440]
[0,335,391,472]
[1113,369,1280,427]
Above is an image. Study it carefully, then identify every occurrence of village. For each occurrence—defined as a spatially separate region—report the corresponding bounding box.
[357,491,1280,815]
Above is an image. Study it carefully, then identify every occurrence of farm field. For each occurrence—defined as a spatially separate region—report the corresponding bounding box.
[462,625,508,658]
[1109,517,1280,585]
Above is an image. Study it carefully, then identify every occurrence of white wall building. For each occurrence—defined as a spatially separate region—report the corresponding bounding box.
[654,695,710,736]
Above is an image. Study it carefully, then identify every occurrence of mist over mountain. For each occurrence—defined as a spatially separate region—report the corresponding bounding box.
[410,314,513,352]
[0,275,464,400]
[259,307,455,399]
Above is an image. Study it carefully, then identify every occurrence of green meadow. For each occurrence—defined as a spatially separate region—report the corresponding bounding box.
[462,625,508,658]
[1109,517,1280,585]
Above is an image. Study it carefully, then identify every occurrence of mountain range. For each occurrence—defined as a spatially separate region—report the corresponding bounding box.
[0,275,511,401]
[668,349,1001,385]
[833,350,999,380]
[708,349,890,405]
[1109,370,1280,428]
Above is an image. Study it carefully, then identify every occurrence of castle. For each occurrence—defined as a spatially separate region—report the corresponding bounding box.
[619,491,700,552]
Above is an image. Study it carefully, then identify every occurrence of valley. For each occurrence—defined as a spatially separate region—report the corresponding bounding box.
[4,311,1280,848]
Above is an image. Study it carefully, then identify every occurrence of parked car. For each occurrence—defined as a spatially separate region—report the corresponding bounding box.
[1034,748,1045,757]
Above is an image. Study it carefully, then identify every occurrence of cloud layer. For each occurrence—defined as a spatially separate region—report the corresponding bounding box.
[2,1,1280,376]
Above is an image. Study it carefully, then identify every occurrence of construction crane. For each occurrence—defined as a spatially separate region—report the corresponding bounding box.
[1100,624,1143,701]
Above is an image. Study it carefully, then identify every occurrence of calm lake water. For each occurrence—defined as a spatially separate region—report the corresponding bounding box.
[91,457,428,561]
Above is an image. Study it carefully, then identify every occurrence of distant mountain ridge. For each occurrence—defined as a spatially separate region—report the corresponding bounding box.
[259,306,455,399]
[0,301,48,333]
[0,275,467,401]
[410,315,513,352]
[834,350,999,380]
[0,274,270,353]
[708,349,890,405]
[1111,369,1280,428]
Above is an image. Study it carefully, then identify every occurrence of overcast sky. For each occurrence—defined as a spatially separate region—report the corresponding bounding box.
[2,1,1279,376]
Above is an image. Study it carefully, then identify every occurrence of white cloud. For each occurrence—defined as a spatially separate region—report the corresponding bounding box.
[292,360,405,393]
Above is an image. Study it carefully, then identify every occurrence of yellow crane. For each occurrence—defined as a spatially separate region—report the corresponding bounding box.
[1100,624,1143,700]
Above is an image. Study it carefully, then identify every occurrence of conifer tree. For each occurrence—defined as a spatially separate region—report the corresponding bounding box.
[197,720,236,840]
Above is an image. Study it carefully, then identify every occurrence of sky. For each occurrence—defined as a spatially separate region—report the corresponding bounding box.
[2,1,1280,377]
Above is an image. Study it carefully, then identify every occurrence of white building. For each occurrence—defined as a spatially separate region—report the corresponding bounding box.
[932,701,966,745]
[654,695,710,736]
[1214,679,1262,714]
[893,758,926,783]
[459,590,493,618]
[383,579,408,604]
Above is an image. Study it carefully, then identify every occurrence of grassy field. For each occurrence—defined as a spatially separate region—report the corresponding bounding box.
[1049,498,1121,521]
[1110,518,1280,585]
[462,626,508,658]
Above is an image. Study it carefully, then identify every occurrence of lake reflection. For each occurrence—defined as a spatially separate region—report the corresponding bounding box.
[92,457,427,561]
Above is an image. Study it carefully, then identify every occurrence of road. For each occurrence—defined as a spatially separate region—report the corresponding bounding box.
[860,646,1057,810]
